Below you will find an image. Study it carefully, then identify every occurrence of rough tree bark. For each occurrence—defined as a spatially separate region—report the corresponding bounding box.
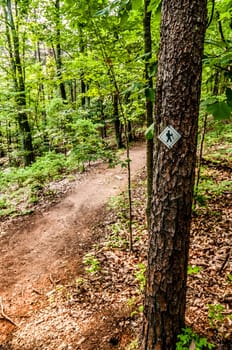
[142,1,207,349]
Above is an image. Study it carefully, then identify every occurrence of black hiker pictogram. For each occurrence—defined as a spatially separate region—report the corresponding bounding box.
[166,130,173,143]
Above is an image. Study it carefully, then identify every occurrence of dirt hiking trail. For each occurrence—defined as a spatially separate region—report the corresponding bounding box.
[0,143,146,345]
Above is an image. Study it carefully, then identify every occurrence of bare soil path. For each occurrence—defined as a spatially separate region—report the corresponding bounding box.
[0,143,146,345]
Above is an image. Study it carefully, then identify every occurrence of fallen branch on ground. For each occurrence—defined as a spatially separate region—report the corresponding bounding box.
[0,297,18,327]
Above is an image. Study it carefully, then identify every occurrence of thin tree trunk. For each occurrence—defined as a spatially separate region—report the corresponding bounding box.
[99,97,107,138]
[0,122,4,157]
[81,75,86,107]
[113,92,123,149]
[142,1,207,348]
[144,0,154,230]
[194,113,208,208]
[5,0,34,166]
[55,0,67,101]
[72,79,77,103]
[127,120,133,142]
[36,41,49,151]
[79,26,87,107]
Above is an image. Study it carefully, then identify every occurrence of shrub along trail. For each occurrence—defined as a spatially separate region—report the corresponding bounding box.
[0,144,231,350]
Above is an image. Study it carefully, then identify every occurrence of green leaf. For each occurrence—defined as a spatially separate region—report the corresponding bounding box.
[206,101,232,120]
[122,82,144,95]
[149,61,158,77]
[220,52,232,66]
[145,123,154,140]
[200,97,217,108]
[120,11,129,26]
[148,0,162,13]
[131,0,141,10]
[136,52,151,61]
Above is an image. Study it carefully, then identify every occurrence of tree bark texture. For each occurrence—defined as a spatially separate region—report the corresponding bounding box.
[142,1,207,349]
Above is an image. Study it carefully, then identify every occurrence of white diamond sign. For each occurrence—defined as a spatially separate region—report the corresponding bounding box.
[158,125,181,149]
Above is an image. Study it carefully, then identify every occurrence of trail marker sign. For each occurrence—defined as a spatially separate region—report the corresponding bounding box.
[158,125,181,149]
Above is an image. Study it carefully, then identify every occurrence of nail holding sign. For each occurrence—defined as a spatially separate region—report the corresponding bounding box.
[158,125,181,149]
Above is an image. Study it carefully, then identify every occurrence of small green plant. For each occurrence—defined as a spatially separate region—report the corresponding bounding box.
[126,297,144,318]
[47,284,70,304]
[208,303,225,327]
[75,277,86,286]
[107,233,128,248]
[187,265,202,275]
[135,263,146,293]
[201,177,231,196]
[83,253,100,274]
[176,327,215,349]
[227,273,232,283]
[108,194,129,213]
[127,297,137,315]
[194,167,232,207]
[0,197,8,209]
[125,338,139,350]
[28,195,39,204]
[106,222,128,248]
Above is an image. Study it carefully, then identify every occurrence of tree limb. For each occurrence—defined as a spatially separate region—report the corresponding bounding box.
[0,297,18,327]
[207,0,215,28]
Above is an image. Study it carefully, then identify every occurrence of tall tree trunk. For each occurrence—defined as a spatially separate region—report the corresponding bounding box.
[72,79,77,103]
[144,0,154,229]
[5,0,34,166]
[99,97,107,138]
[36,41,49,151]
[79,26,87,107]
[142,1,207,349]
[55,0,67,101]
[6,122,12,163]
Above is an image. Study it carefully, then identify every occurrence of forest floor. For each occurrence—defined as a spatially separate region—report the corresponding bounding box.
[0,142,231,350]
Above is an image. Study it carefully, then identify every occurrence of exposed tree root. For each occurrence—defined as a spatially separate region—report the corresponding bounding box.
[0,297,18,327]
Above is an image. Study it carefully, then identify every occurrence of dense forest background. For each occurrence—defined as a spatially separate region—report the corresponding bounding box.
[0,0,231,214]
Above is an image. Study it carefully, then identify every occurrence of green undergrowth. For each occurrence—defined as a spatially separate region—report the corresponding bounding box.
[176,327,215,350]
[103,153,230,349]
[0,145,115,217]
[194,135,231,208]
[106,181,147,250]
[194,166,231,207]
[203,120,232,162]
[205,120,232,146]
[107,193,131,249]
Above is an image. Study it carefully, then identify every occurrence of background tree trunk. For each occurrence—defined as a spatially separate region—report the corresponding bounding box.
[113,92,123,149]
[142,1,207,349]
[5,0,34,166]
[144,0,154,229]
[55,0,67,101]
